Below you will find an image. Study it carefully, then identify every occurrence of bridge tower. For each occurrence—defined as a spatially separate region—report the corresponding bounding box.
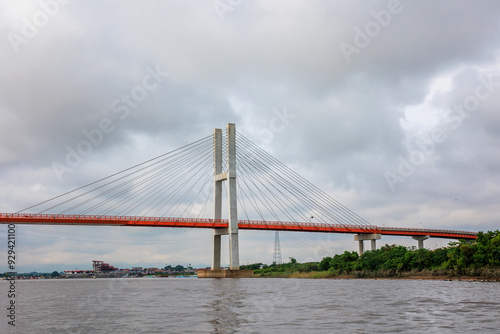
[212,123,239,270]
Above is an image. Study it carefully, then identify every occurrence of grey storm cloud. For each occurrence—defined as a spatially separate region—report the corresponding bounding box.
[0,0,499,271]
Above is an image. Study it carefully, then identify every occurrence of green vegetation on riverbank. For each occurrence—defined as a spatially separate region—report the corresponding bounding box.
[242,230,500,279]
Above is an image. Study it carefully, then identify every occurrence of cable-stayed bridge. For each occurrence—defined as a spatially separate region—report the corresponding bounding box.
[0,124,476,275]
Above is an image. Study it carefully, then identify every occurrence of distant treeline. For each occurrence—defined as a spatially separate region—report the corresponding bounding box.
[242,230,500,278]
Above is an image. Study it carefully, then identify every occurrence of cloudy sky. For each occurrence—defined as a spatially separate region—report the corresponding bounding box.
[1,0,499,272]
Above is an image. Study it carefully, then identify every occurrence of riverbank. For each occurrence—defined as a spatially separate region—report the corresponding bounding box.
[253,269,500,282]
[245,230,500,282]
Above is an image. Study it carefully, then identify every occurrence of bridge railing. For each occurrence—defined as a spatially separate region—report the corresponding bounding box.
[0,213,378,231]
[380,226,477,236]
[1,213,374,228]
[0,213,477,237]
[238,219,377,231]
[0,213,227,223]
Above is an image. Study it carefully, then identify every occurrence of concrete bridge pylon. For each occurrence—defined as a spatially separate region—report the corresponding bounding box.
[211,123,239,271]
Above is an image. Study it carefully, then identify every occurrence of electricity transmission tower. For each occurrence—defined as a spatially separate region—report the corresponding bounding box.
[273,231,282,265]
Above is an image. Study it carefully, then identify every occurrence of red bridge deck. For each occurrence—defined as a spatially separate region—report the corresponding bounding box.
[0,213,477,240]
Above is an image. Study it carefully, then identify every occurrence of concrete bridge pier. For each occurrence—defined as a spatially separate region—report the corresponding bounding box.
[211,125,239,270]
[226,123,239,270]
[211,128,223,270]
[203,124,254,278]
[412,235,430,249]
[354,234,381,255]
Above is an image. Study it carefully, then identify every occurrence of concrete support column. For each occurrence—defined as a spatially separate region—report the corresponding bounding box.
[212,233,221,270]
[227,123,239,270]
[354,234,381,255]
[412,235,430,249]
[211,128,223,270]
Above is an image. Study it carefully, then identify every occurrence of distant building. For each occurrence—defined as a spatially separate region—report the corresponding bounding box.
[64,270,93,275]
[92,260,118,273]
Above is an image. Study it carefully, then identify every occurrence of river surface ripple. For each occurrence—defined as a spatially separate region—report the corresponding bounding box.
[1,278,499,333]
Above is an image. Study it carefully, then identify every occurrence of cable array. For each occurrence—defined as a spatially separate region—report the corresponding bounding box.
[19,129,372,230]
[22,135,215,218]
[236,133,373,227]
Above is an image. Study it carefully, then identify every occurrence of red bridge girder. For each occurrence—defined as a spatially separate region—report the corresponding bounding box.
[0,213,477,240]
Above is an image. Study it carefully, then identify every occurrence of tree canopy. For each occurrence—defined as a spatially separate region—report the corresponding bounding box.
[244,230,500,278]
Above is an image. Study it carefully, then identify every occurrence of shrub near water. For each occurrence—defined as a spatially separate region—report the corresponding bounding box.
[248,257,320,277]
[244,231,500,278]
[319,231,500,277]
